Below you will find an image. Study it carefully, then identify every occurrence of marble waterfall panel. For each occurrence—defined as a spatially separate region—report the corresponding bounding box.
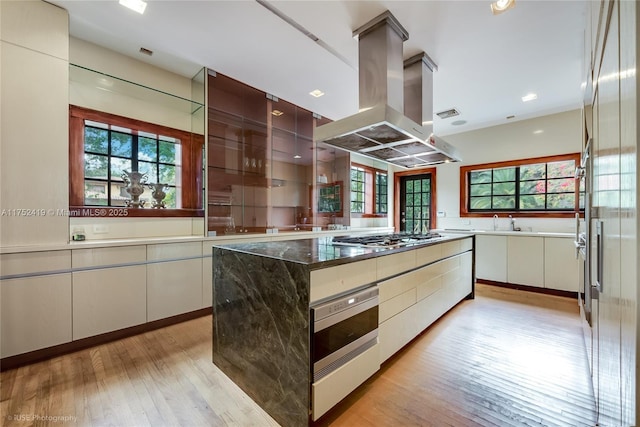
[212,247,311,427]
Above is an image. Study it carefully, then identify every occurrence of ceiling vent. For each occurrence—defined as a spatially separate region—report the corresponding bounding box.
[436,108,460,119]
[139,47,153,56]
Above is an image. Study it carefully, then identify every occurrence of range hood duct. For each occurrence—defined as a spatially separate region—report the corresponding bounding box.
[403,52,461,165]
[314,11,461,168]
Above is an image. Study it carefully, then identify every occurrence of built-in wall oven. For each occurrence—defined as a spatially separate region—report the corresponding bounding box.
[311,286,379,382]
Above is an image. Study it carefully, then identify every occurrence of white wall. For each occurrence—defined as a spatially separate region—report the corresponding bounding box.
[69,37,196,133]
[434,109,582,233]
[68,37,206,240]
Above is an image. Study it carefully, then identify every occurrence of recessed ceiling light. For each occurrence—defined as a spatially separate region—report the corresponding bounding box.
[271,110,284,116]
[119,0,147,14]
[451,120,467,126]
[309,89,325,98]
[522,93,538,102]
[506,115,516,119]
[490,0,515,15]
[533,129,544,134]
[139,47,153,56]
[293,154,302,159]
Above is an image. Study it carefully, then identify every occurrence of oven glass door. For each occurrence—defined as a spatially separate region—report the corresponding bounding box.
[313,306,378,363]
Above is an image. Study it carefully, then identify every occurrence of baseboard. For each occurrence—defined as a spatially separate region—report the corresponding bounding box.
[476,279,577,299]
[0,307,212,372]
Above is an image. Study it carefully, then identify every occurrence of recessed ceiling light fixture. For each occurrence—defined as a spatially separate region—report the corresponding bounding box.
[522,93,538,102]
[119,0,147,14]
[309,89,325,98]
[271,110,284,116]
[139,47,153,56]
[533,129,544,134]
[490,0,515,15]
[293,154,302,159]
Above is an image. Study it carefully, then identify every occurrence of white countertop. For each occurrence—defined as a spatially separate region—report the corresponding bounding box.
[0,227,394,254]
[436,229,574,238]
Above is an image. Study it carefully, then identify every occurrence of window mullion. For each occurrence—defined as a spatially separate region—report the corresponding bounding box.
[544,163,549,210]
[157,139,161,185]
[515,166,521,212]
[132,134,139,172]
[490,169,495,210]
[107,128,112,204]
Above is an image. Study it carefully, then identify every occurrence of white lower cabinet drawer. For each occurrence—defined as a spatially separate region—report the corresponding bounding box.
[312,342,379,421]
[147,258,202,321]
[379,288,416,323]
[72,266,147,340]
[378,304,418,364]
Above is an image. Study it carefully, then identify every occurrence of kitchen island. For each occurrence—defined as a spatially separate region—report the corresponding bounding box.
[212,233,474,426]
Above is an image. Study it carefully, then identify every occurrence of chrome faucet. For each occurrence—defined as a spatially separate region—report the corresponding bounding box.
[493,214,498,231]
[509,215,516,231]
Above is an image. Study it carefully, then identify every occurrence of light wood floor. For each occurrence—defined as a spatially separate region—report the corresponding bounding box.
[1,284,596,427]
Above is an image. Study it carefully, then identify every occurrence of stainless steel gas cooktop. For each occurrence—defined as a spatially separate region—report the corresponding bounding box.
[331,232,442,248]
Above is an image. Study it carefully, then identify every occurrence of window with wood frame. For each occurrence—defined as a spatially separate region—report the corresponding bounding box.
[69,105,204,217]
[350,163,388,217]
[460,153,584,217]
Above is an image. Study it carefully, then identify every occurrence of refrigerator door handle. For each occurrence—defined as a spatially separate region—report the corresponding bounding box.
[594,220,604,292]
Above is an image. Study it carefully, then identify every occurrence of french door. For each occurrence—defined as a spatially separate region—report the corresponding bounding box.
[399,173,434,234]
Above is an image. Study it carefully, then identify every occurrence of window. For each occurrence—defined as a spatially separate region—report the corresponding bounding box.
[69,105,204,216]
[375,171,388,214]
[350,166,366,213]
[350,163,388,216]
[461,154,583,217]
[83,121,180,207]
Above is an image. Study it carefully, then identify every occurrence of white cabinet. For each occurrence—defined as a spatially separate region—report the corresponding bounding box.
[475,233,578,292]
[147,242,203,321]
[476,235,507,282]
[309,258,377,303]
[544,238,579,292]
[0,0,69,247]
[1,274,72,358]
[377,239,473,364]
[73,266,146,339]
[72,246,147,339]
[0,250,72,358]
[312,343,379,421]
[507,236,544,287]
[202,242,213,309]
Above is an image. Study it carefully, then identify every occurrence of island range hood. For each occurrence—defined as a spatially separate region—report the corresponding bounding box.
[314,11,461,168]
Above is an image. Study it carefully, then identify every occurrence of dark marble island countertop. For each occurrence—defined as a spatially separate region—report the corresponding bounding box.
[211,232,474,427]
[211,233,473,270]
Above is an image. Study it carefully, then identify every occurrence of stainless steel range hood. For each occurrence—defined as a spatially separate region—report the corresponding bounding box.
[314,11,461,168]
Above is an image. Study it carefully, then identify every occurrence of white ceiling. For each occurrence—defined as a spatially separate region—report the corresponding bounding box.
[51,0,588,136]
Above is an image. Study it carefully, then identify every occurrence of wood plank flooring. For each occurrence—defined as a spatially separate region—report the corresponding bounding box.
[1,284,597,427]
[317,284,597,427]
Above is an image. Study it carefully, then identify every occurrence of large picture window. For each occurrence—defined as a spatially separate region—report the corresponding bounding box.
[461,154,583,217]
[83,121,180,207]
[69,105,204,217]
[350,163,388,216]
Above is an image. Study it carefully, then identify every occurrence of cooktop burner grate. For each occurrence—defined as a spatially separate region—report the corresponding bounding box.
[331,232,442,247]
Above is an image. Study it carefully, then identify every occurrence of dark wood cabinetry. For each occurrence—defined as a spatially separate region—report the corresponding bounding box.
[207,71,333,234]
